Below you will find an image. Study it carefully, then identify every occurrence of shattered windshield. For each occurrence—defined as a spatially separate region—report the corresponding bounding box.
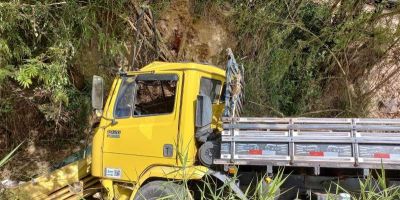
[114,74,178,118]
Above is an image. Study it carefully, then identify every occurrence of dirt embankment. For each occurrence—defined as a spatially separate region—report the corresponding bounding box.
[157,0,235,66]
[365,50,400,118]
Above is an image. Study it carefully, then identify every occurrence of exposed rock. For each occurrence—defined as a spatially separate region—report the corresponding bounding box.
[156,0,235,66]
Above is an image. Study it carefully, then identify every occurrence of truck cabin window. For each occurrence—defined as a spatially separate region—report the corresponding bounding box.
[200,77,222,104]
[115,74,178,118]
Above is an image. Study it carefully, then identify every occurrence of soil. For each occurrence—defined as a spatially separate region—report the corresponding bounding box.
[364,49,400,118]
[157,0,235,66]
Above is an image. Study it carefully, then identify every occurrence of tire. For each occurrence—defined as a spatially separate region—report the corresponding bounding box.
[198,141,220,167]
[133,181,188,200]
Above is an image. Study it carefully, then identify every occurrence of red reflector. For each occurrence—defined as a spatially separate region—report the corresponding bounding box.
[249,149,262,155]
[374,153,390,158]
[309,151,324,156]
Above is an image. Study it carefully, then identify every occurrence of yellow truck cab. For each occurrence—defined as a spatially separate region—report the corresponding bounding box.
[91,62,227,199]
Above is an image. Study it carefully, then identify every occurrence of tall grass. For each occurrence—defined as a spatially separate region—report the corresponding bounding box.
[332,168,400,200]
[166,140,288,200]
[190,168,400,200]
[0,142,24,199]
[0,142,24,168]
[230,0,400,117]
[157,165,400,200]
[192,169,286,200]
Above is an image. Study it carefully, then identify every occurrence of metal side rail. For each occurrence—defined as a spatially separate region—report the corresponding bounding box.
[214,117,400,170]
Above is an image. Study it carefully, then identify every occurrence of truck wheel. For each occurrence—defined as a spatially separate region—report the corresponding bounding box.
[198,141,219,167]
[133,181,187,200]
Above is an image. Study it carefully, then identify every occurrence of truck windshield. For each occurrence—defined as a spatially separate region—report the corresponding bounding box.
[114,74,178,118]
[199,77,222,104]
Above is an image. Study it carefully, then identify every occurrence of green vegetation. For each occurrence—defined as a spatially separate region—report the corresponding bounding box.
[0,142,23,168]
[195,171,285,200]
[0,0,129,100]
[0,142,24,199]
[0,0,162,153]
[146,168,400,200]
[331,168,400,200]
[231,0,400,117]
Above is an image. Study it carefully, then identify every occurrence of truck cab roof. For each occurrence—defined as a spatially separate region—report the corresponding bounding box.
[132,61,226,77]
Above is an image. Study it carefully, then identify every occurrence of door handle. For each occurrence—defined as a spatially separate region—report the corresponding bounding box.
[163,144,173,157]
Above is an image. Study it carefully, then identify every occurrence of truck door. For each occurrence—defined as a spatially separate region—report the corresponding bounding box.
[102,72,183,180]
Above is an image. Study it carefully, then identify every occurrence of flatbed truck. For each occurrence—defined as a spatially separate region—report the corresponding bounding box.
[15,50,400,199]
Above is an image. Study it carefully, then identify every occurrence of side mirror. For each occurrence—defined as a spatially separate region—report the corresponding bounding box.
[91,75,104,115]
[196,94,212,128]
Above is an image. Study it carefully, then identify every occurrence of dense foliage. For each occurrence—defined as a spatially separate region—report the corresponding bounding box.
[0,0,163,149]
[231,0,400,117]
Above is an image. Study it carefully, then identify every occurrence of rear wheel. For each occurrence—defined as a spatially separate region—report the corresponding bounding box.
[133,181,188,200]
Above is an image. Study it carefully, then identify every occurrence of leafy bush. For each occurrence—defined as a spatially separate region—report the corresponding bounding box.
[231,0,400,117]
[0,0,158,147]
